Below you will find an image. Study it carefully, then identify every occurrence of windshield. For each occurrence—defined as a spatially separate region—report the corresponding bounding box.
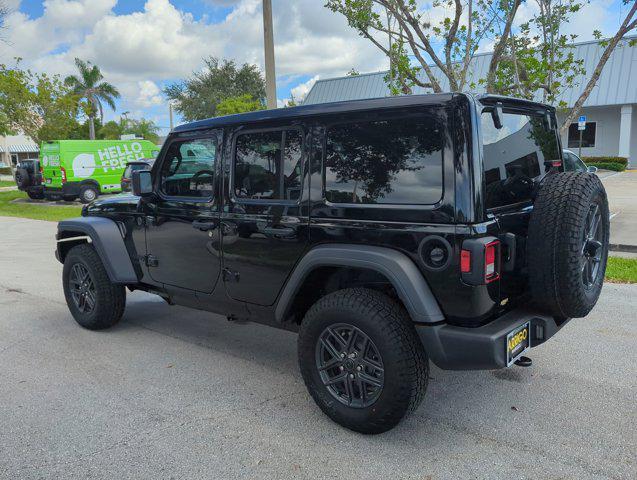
[481,109,559,209]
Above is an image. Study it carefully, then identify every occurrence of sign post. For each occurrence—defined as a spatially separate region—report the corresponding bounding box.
[578,115,586,158]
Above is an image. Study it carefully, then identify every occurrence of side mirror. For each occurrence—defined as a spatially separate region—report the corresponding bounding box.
[587,165,598,174]
[491,102,503,130]
[132,170,153,197]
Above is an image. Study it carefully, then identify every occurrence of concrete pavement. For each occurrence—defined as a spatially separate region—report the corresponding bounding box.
[0,216,636,480]
[601,170,637,251]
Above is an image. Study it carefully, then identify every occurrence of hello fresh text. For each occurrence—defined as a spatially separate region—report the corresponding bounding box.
[97,143,145,172]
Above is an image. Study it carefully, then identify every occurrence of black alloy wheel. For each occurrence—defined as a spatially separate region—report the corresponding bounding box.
[315,323,384,409]
[582,203,604,289]
[69,263,96,314]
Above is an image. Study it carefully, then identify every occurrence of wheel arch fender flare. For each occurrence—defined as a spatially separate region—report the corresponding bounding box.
[56,217,137,284]
[275,244,445,324]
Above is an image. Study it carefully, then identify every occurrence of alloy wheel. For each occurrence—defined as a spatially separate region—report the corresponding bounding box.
[69,263,96,313]
[315,323,384,408]
[581,203,604,289]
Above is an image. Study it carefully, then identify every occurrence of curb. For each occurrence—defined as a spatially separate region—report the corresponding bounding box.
[609,244,637,254]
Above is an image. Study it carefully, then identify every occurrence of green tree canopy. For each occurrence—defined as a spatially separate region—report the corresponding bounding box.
[0,61,80,144]
[164,57,266,121]
[215,94,265,116]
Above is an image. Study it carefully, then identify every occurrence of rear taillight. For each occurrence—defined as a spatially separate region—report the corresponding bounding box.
[460,238,501,285]
[60,167,67,183]
[484,240,500,283]
[39,166,44,184]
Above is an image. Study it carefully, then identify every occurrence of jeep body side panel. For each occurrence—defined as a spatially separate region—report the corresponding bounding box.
[275,244,444,324]
[56,216,138,284]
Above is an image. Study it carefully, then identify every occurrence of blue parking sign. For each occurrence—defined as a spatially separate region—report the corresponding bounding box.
[578,115,586,123]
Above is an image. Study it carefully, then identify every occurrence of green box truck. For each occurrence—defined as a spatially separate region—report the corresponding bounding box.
[40,140,160,203]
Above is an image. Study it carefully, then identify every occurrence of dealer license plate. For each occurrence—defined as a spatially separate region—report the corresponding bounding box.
[506,322,530,366]
[46,178,52,184]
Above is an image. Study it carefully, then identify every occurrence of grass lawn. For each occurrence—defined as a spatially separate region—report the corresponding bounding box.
[0,190,81,221]
[605,257,637,284]
[0,180,16,187]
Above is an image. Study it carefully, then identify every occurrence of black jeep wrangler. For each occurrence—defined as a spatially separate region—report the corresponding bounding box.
[55,94,609,434]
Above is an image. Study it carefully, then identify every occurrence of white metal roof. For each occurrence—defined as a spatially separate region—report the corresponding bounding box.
[304,36,637,108]
[9,144,39,153]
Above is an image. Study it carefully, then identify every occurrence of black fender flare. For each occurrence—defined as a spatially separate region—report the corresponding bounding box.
[56,217,138,284]
[275,244,445,324]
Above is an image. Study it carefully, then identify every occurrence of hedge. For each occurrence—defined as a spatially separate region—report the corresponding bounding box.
[582,156,628,167]
[0,167,12,175]
[586,162,626,172]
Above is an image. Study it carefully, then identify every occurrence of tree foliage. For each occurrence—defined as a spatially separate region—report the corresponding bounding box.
[215,94,265,116]
[0,61,80,144]
[64,58,120,140]
[326,0,521,94]
[99,117,161,143]
[164,57,266,122]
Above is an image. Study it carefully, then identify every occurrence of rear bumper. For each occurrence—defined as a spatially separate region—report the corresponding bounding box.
[416,308,571,370]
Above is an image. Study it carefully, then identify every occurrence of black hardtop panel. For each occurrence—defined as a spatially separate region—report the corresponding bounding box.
[172,93,458,133]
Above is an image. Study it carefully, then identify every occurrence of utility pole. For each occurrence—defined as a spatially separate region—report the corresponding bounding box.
[169,102,174,130]
[262,0,277,109]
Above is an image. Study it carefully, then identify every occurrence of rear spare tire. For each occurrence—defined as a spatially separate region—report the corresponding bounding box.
[528,172,609,318]
[15,168,30,188]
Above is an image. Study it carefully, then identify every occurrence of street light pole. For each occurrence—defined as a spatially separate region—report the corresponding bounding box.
[262,0,277,109]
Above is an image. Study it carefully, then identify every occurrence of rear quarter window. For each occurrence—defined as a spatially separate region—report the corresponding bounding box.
[324,112,444,205]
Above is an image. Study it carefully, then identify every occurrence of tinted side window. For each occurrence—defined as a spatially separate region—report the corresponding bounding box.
[324,114,444,204]
[160,138,217,198]
[234,129,303,201]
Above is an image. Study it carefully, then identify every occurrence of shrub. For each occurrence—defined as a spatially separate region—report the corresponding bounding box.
[582,156,628,167]
[0,167,12,175]
[587,162,625,172]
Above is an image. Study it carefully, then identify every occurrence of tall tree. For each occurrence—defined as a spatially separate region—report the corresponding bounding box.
[326,0,521,94]
[491,0,587,105]
[0,62,80,144]
[64,58,120,140]
[164,57,266,121]
[560,0,637,133]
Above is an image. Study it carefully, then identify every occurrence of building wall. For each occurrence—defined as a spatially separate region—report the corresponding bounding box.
[557,105,622,158]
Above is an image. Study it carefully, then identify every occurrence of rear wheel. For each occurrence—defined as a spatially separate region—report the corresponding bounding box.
[298,288,428,434]
[63,244,125,330]
[528,172,609,318]
[79,184,99,204]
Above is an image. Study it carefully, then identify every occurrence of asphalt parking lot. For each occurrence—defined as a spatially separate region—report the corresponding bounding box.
[1,216,636,480]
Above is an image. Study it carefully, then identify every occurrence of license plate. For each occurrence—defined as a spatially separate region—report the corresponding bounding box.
[506,322,530,366]
[46,178,51,184]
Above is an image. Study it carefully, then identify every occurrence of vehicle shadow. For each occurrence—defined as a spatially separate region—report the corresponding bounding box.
[117,292,534,425]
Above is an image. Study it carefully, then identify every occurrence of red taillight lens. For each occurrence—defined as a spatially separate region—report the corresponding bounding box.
[39,166,44,184]
[60,167,67,183]
[485,240,500,283]
[551,160,562,168]
[460,250,471,273]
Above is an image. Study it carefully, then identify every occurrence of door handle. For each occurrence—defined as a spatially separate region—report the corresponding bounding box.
[261,226,295,237]
[192,220,217,231]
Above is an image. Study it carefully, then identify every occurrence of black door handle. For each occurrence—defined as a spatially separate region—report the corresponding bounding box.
[261,226,295,237]
[192,220,217,231]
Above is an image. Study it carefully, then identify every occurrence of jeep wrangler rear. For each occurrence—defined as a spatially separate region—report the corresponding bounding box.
[55,93,609,434]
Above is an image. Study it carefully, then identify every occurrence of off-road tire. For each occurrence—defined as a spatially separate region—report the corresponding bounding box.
[15,168,30,188]
[63,244,126,330]
[528,172,609,318]
[79,184,99,204]
[298,288,428,434]
[26,190,44,200]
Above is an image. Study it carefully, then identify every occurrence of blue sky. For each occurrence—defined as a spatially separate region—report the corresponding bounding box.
[2,0,629,135]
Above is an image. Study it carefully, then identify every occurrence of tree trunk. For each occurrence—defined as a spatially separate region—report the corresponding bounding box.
[560,2,637,134]
[486,1,521,94]
[88,115,95,140]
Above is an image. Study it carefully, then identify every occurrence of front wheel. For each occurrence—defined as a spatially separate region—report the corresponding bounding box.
[298,288,428,434]
[62,244,126,330]
[79,184,99,204]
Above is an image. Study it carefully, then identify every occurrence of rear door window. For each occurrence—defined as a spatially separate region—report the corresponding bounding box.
[481,110,560,209]
[324,113,444,205]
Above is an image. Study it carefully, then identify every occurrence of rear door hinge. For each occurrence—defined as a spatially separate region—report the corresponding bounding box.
[142,254,159,267]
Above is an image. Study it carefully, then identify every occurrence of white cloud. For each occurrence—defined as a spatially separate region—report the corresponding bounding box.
[136,80,164,108]
[291,75,319,101]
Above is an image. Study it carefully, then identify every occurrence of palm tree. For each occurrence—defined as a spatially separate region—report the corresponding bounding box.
[65,58,120,140]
